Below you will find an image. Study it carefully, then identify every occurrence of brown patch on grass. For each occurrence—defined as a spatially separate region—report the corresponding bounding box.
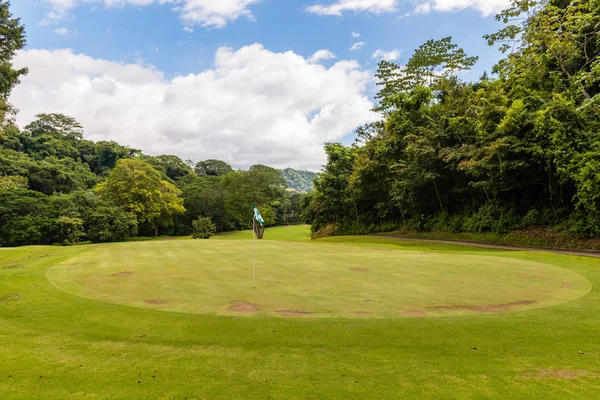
[227,301,260,313]
[433,300,536,313]
[277,310,313,316]
[351,268,368,272]
[401,311,426,318]
[520,369,597,380]
[362,298,372,302]
[113,271,134,277]
[0,293,20,302]
[144,300,167,305]
[351,311,372,316]
[561,282,574,288]
[1,264,23,270]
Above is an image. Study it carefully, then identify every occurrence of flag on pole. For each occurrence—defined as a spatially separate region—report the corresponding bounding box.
[253,204,265,226]
[252,204,265,289]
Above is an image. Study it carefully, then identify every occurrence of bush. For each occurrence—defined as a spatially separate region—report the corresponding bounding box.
[311,223,337,239]
[192,217,216,239]
[463,203,519,234]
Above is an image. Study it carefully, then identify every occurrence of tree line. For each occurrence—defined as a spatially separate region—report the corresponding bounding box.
[0,1,307,246]
[0,111,306,246]
[303,0,600,238]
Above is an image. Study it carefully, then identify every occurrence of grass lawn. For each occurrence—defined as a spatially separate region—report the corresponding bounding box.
[2,226,600,398]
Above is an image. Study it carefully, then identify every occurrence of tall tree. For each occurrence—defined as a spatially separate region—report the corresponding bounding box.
[375,37,478,111]
[195,159,233,177]
[0,1,26,126]
[96,159,185,235]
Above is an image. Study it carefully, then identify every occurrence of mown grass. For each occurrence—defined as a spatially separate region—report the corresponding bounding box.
[215,224,311,242]
[46,237,589,317]
[1,226,600,399]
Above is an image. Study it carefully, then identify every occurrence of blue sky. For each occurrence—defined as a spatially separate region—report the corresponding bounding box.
[10,0,510,170]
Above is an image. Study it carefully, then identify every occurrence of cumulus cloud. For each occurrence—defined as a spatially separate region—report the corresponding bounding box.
[11,45,379,170]
[352,31,361,38]
[349,42,365,51]
[41,0,262,28]
[372,49,400,61]
[308,49,336,63]
[305,0,508,17]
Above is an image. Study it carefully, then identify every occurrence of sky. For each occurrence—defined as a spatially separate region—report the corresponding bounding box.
[10,0,510,171]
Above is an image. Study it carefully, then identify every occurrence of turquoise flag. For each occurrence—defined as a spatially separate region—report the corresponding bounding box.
[253,204,264,226]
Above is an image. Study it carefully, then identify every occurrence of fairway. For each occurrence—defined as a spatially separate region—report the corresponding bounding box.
[47,235,590,318]
[3,226,600,399]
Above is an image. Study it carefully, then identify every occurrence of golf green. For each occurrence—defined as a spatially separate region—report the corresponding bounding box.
[46,239,591,317]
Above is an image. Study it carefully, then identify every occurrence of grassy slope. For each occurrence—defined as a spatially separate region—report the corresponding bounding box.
[215,224,312,242]
[382,228,600,251]
[1,227,600,398]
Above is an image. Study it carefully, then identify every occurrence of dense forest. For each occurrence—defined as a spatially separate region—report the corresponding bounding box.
[0,1,306,246]
[304,0,600,238]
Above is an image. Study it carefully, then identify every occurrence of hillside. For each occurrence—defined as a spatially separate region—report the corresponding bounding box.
[281,168,318,192]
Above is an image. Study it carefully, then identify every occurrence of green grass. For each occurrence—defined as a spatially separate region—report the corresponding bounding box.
[382,227,600,251]
[215,224,312,242]
[2,226,600,398]
[47,238,589,318]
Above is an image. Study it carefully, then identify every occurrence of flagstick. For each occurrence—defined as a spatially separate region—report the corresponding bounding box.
[252,217,256,289]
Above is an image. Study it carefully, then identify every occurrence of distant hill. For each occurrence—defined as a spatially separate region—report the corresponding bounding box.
[280,168,318,192]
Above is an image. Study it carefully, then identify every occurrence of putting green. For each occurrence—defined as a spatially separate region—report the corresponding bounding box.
[47,239,591,317]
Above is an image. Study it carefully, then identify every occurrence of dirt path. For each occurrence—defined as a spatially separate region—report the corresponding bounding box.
[374,235,600,258]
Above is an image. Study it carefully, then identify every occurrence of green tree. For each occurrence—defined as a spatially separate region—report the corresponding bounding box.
[146,154,193,181]
[179,175,234,232]
[96,159,185,235]
[0,189,59,246]
[0,1,27,126]
[195,159,233,177]
[375,37,478,111]
[57,216,84,244]
[221,166,285,228]
[86,205,138,243]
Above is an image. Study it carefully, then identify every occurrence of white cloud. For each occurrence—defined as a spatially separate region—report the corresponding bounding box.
[308,49,336,64]
[53,27,75,36]
[415,0,509,16]
[349,42,365,51]
[305,0,508,17]
[11,45,379,170]
[372,49,400,61]
[42,0,262,28]
[306,0,397,16]
[352,31,361,38]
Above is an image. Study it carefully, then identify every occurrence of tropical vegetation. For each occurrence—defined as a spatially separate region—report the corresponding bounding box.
[304,0,600,241]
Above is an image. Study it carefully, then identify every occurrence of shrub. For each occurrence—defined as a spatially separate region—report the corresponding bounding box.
[192,217,216,239]
[463,203,518,234]
[311,223,337,239]
[521,209,540,227]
